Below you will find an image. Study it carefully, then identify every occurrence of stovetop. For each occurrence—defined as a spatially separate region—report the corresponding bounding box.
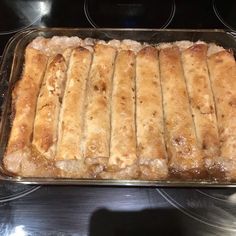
[1,0,236,235]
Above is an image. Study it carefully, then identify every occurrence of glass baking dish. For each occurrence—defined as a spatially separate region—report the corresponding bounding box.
[0,28,236,187]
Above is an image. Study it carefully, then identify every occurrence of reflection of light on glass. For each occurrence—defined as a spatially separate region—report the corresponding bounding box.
[38,1,51,15]
[9,225,27,236]
[228,193,236,203]
[14,0,52,23]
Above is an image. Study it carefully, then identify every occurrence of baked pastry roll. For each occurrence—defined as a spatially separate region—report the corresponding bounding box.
[181,44,220,172]
[207,47,236,180]
[83,44,116,175]
[55,47,92,176]
[159,46,205,178]
[32,54,67,159]
[4,47,48,174]
[136,46,168,180]
[105,50,138,179]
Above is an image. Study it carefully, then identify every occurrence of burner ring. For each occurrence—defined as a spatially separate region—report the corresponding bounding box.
[0,16,41,36]
[0,1,51,35]
[157,188,236,231]
[84,0,97,28]
[0,185,40,203]
[84,0,176,29]
[196,189,235,203]
[213,0,236,32]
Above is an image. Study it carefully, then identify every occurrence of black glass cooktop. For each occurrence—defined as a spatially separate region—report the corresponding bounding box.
[0,1,236,235]
[84,0,175,28]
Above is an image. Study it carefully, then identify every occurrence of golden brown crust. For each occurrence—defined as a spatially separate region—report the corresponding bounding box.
[159,46,205,178]
[32,54,67,159]
[83,44,116,176]
[207,50,236,180]
[136,46,168,180]
[182,44,220,172]
[4,47,48,174]
[106,50,138,179]
[56,47,92,161]
[55,47,92,176]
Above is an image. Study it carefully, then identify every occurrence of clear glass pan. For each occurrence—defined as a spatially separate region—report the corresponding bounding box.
[0,28,236,187]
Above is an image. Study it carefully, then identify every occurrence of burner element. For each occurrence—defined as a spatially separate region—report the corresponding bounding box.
[0,183,40,203]
[84,0,175,28]
[213,0,236,31]
[158,188,236,231]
